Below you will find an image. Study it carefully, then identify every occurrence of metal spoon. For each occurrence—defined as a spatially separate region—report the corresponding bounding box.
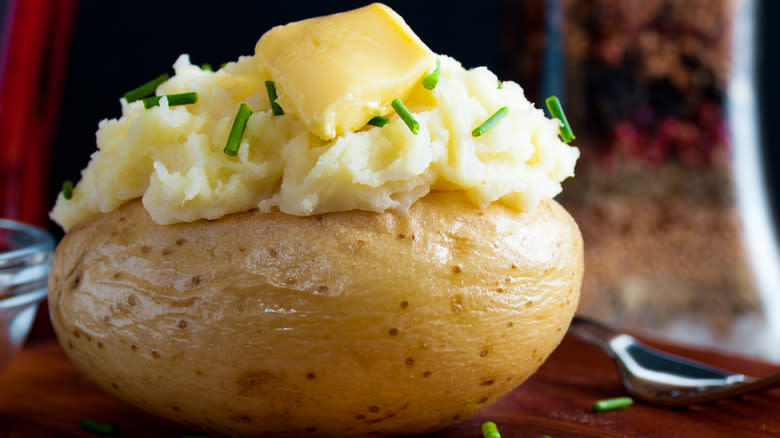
[568,316,780,406]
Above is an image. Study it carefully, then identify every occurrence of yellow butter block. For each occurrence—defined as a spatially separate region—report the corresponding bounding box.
[256,3,435,139]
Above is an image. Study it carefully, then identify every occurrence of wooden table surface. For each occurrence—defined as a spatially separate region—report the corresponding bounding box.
[1,334,778,438]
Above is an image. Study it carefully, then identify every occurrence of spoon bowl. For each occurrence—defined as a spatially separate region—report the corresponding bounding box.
[569,316,780,406]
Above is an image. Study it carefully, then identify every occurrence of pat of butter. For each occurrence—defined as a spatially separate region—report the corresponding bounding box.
[256,3,436,139]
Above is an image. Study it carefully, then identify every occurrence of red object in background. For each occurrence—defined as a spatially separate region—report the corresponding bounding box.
[0,0,79,226]
[0,0,79,340]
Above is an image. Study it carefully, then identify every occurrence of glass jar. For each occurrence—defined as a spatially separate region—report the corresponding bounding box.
[500,0,780,359]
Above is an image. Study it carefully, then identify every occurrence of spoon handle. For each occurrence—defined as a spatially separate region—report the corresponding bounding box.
[652,371,780,406]
[568,316,621,352]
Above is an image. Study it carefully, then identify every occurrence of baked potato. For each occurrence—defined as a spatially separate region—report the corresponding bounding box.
[48,191,583,437]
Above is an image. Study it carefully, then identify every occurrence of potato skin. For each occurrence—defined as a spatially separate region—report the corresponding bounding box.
[48,192,583,437]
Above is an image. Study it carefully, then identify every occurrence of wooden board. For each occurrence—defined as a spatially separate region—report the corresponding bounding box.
[1,334,778,437]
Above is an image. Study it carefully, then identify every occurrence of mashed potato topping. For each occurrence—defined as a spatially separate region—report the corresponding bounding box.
[50,3,579,231]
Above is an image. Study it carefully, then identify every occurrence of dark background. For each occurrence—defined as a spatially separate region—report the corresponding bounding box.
[49,0,778,236]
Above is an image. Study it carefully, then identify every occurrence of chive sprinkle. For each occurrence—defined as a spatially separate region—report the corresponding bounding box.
[422,58,441,90]
[545,95,575,143]
[367,114,389,127]
[472,106,508,137]
[223,102,252,157]
[80,419,118,435]
[391,98,419,134]
[592,396,633,412]
[142,92,198,109]
[219,62,227,69]
[123,73,169,102]
[62,180,74,200]
[201,63,213,71]
[265,80,284,115]
[498,80,503,89]
[481,421,501,438]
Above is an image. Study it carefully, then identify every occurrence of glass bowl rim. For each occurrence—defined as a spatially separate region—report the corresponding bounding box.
[0,218,55,267]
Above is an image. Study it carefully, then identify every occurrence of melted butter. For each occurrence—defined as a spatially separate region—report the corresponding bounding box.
[256,3,436,139]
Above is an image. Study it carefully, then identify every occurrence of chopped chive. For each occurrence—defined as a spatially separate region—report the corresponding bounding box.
[223,102,252,157]
[142,92,198,109]
[540,436,552,438]
[80,419,118,435]
[498,80,503,89]
[545,95,575,143]
[481,421,501,438]
[592,396,633,412]
[62,180,74,200]
[201,63,213,71]
[391,98,419,134]
[265,80,284,116]
[422,58,441,90]
[472,106,508,137]
[123,73,169,102]
[219,62,227,69]
[367,114,389,127]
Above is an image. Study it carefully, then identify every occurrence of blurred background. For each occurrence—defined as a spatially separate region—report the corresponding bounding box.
[1,0,778,359]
